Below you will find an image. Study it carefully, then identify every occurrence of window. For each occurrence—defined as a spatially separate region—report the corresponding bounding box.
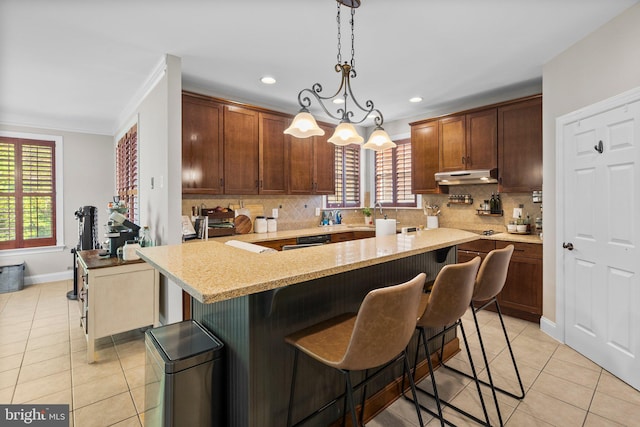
[375,138,416,207]
[327,144,360,208]
[116,124,138,223]
[0,137,57,249]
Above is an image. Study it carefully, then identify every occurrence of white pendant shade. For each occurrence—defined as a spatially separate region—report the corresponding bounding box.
[284,112,325,138]
[363,128,396,151]
[328,122,364,146]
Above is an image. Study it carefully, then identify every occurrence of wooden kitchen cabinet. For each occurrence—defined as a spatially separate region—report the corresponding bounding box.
[289,123,335,194]
[457,239,542,322]
[466,108,497,170]
[498,96,542,192]
[410,119,440,194]
[495,241,542,323]
[439,115,466,172]
[77,250,159,363]
[259,112,288,195]
[224,105,260,194]
[182,94,224,194]
[439,109,497,172]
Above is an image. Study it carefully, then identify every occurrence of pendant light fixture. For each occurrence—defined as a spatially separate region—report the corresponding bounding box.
[284,0,396,151]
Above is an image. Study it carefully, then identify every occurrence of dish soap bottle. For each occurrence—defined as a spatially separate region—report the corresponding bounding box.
[140,226,153,247]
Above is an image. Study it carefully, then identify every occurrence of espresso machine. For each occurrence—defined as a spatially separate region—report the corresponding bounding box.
[105,209,140,257]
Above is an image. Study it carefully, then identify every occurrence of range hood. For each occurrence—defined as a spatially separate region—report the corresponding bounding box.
[434,168,498,185]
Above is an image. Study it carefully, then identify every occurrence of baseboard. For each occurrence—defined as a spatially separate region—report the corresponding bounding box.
[25,270,73,286]
[540,316,563,343]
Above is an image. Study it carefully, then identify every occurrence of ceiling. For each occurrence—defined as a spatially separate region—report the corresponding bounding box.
[1,0,638,136]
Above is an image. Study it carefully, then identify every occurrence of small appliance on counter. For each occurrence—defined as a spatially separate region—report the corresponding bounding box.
[104,199,140,257]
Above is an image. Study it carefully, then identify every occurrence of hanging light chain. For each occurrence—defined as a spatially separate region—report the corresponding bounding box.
[350,6,355,69]
[336,2,342,64]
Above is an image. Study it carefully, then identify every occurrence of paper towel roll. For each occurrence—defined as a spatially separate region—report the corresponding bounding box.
[225,240,276,253]
[375,219,396,237]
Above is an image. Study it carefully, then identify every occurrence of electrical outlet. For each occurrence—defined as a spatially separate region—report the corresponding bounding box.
[272,208,279,218]
[315,207,321,216]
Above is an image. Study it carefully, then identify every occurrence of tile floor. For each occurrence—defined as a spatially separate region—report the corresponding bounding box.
[1,280,639,426]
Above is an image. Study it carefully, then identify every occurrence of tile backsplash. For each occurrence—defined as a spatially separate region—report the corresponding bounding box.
[183,185,542,233]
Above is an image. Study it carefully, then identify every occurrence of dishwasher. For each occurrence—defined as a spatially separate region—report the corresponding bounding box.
[282,233,331,250]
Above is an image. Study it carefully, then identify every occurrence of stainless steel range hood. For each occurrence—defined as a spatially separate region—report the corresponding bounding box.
[434,168,498,185]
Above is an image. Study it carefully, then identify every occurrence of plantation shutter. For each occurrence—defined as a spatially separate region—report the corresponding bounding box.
[116,124,138,223]
[374,139,416,207]
[0,137,56,249]
[375,149,393,204]
[327,144,360,208]
[395,141,414,205]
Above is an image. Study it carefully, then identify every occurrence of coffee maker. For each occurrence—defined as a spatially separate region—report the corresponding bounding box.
[105,210,140,257]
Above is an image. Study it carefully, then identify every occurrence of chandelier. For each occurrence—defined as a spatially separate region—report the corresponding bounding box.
[284,0,396,151]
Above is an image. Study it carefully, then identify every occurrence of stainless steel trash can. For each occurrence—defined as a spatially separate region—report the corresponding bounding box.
[0,261,25,293]
[145,320,224,426]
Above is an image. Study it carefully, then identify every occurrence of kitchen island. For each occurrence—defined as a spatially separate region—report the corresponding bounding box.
[138,228,478,426]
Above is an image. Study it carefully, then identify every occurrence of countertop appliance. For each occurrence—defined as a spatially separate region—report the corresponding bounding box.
[68,206,99,300]
[105,211,140,257]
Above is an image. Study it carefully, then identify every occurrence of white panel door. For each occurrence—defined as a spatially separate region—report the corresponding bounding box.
[562,96,640,391]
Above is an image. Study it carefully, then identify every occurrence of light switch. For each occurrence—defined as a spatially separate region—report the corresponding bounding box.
[315,207,321,216]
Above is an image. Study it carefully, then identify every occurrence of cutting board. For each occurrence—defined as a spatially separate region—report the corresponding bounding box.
[233,215,252,234]
[230,204,264,219]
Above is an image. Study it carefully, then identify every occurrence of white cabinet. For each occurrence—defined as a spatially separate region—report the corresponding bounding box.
[77,250,159,363]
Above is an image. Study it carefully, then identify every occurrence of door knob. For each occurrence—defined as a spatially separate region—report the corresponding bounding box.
[562,242,574,251]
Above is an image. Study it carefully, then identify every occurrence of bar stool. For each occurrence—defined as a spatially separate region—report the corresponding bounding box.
[440,244,524,427]
[285,273,427,427]
[405,257,490,427]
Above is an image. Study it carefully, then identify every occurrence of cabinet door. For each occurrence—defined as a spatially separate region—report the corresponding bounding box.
[411,120,440,193]
[224,105,259,194]
[259,113,288,195]
[288,132,314,194]
[182,95,224,194]
[466,108,497,170]
[498,96,542,192]
[498,255,542,322]
[313,124,336,195]
[439,115,466,172]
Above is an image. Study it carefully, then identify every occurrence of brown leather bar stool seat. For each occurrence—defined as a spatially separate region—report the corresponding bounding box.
[285,273,427,427]
[440,244,524,427]
[405,257,491,427]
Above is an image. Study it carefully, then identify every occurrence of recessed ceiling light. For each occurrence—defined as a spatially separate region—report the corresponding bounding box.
[409,97,423,103]
[261,76,276,85]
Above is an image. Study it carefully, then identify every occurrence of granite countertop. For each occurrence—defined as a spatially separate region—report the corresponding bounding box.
[137,228,478,304]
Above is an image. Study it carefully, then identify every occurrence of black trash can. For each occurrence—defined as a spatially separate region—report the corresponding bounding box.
[145,320,224,426]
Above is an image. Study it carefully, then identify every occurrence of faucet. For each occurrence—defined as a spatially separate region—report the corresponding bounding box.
[373,201,385,222]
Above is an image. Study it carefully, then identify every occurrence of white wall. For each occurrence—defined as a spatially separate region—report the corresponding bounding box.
[542,3,640,325]
[0,124,113,282]
[115,54,183,324]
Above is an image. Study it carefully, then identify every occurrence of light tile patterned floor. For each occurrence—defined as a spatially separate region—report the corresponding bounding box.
[1,280,640,426]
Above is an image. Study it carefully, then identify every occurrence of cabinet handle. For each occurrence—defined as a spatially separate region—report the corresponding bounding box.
[462,156,466,164]
[219,178,224,187]
[466,156,471,165]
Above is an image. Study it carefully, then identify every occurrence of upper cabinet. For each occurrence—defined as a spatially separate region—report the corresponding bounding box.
[439,115,466,172]
[439,109,497,172]
[498,96,542,192]
[289,123,335,195]
[466,108,497,170]
[411,95,540,194]
[411,120,440,194]
[259,112,288,195]
[182,94,224,194]
[182,91,334,196]
[223,105,260,195]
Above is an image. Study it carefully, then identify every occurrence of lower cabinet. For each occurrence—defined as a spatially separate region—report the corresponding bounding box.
[457,240,542,322]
